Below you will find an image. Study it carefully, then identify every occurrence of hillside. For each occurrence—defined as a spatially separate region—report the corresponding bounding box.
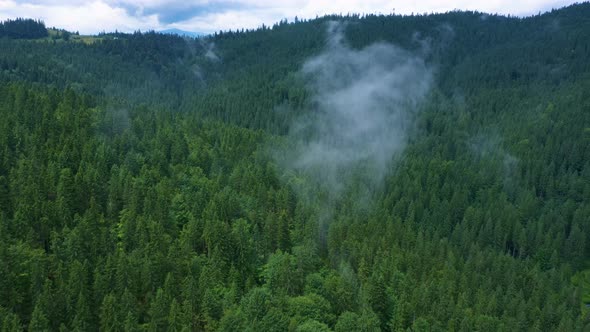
[0,3,589,331]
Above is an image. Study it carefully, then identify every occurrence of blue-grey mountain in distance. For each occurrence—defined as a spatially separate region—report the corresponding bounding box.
[159,28,203,37]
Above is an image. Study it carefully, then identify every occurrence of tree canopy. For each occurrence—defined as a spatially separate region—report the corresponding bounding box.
[1,3,590,331]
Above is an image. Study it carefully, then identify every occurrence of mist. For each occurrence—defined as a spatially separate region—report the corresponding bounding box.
[469,133,519,197]
[281,21,433,199]
[204,42,220,62]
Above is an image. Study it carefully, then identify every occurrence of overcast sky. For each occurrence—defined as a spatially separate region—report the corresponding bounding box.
[0,0,580,34]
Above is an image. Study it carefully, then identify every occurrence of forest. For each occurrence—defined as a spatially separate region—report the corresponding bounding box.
[0,18,47,39]
[0,3,589,331]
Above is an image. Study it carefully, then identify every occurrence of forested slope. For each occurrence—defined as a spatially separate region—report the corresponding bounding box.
[0,3,589,331]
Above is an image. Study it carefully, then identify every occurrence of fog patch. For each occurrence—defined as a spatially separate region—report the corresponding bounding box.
[278,21,433,200]
[203,41,220,62]
[547,18,560,33]
[469,134,519,195]
[98,107,130,137]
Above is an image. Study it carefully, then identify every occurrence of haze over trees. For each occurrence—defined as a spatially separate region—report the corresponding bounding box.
[0,3,590,331]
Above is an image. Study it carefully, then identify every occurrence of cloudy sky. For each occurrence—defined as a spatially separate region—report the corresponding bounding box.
[0,0,579,34]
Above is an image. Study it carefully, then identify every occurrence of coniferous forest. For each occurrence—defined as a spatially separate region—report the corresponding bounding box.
[1,3,590,331]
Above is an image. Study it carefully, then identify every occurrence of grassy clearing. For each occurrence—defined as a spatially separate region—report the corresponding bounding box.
[41,28,103,44]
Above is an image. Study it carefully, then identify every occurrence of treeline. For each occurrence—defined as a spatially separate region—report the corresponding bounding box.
[0,5,589,133]
[0,3,589,331]
[0,18,47,39]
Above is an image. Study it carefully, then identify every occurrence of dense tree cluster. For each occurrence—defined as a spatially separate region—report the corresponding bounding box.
[0,18,48,39]
[0,3,589,331]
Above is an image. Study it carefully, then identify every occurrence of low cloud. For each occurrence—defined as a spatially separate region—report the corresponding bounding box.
[280,21,432,198]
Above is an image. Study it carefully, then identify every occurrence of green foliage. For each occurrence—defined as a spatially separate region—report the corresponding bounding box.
[0,18,47,39]
[295,319,332,332]
[0,3,589,331]
[28,302,49,332]
[335,311,380,332]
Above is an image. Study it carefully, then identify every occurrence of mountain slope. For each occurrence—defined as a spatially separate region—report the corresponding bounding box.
[0,3,589,331]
